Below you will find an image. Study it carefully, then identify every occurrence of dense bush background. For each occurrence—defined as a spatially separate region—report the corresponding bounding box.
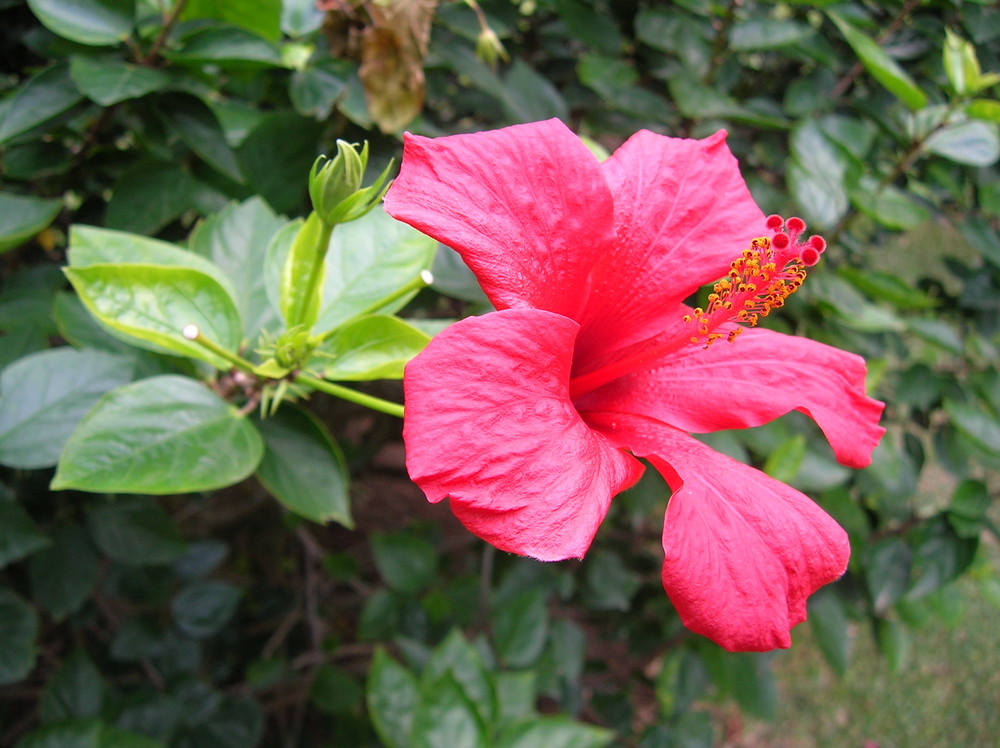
[1,0,998,746]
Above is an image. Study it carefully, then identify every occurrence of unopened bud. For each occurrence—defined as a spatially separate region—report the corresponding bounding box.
[476,26,509,68]
[308,140,394,227]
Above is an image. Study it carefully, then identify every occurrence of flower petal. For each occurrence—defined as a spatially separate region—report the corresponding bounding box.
[575,130,767,360]
[576,326,884,469]
[384,119,615,320]
[403,309,643,561]
[587,412,849,652]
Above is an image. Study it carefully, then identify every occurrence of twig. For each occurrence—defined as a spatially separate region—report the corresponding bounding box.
[140,0,190,66]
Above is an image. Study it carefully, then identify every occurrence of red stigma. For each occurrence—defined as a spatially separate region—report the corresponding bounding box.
[771,232,790,250]
[785,217,806,235]
[765,214,784,231]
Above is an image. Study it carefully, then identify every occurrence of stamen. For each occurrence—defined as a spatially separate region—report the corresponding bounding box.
[686,216,825,348]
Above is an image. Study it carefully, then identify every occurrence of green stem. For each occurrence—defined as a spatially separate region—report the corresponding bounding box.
[181,324,257,374]
[293,372,405,418]
[314,269,434,344]
[296,218,335,328]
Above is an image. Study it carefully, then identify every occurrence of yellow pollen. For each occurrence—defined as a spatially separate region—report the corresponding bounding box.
[685,236,808,349]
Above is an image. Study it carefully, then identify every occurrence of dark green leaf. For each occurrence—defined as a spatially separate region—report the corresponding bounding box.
[411,672,489,748]
[947,479,990,538]
[0,192,62,253]
[876,618,910,673]
[311,315,430,381]
[0,64,85,145]
[17,718,169,748]
[500,60,568,123]
[310,664,363,715]
[850,181,930,231]
[367,648,420,748]
[0,499,50,568]
[424,630,497,727]
[237,112,322,213]
[493,589,548,668]
[906,517,978,600]
[555,0,624,55]
[730,19,815,51]
[40,650,104,723]
[945,400,1000,457]
[788,119,849,229]
[64,264,242,369]
[86,495,187,565]
[0,347,134,469]
[827,11,927,110]
[69,55,170,105]
[29,523,100,620]
[290,62,349,119]
[370,529,436,593]
[583,549,639,611]
[172,539,229,580]
[26,0,134,46]
[154,93,244,183]
[254,405,352,526]
[0,587,38,685]
[104,160,202,235]
[496,717,614,748]
[838,267,936,309]
[864,537,911,615]
[171,580,242,638]
[807,589,849,675]
[167,26,283,68]
[53,376,263,494]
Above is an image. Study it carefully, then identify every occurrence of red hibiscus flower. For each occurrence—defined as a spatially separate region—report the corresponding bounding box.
[383,119,884,652]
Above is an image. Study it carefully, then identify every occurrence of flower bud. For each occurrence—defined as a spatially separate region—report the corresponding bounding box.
[309,140,368,223]
[475,26,509,68]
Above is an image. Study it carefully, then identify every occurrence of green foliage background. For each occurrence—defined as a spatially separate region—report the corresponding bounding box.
[1,0,999,746]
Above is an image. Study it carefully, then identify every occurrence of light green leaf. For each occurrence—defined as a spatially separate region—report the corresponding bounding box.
[827,11,927,110]
[182,0,282,41]
[188,198,285,340]
[0,347,134,469]
[69,55,170,105]
[850,180,930,230]
[282,0,324,36]
[968,98,1000,124]
[64,263,242,368]
[0,193,62,253]
[52,375,264,494]
[925,118,1000,167]
[279,211,328,330]
[0,64,85,145]
[496,717,614,748]
[29,524,100,620]
[254,405,352,526]
[367,648,420,748]
[424,630,498,728]
[310,315,429,381]
[154,93,244,183]
[0,587,38,685]
[26,0,134,46]
[788,119,849,229]
[86,495,187,565]
[411,672,489,748]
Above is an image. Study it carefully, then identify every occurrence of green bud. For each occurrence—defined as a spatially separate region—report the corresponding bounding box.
[309,141,394,226]
[475,26,509,68]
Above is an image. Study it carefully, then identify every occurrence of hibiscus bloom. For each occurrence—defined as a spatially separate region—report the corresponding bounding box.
[384,119,884,652]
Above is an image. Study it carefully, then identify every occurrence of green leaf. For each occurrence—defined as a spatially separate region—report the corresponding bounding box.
[788,119,850,230]
[849,180,930,231]
[26,0,134,46]
[827,11,927,110]
[945,400,1000,457]
[314,206,435,330]
[411,672,489,748]
[237,112,323,214]
[948,479,990,538]
[493,589,549,668]
[167,26,283,68]
[876,618,910,673]
[52,375,264,494]
[254,405,352,526]
[289,60,348,119]
[181,0,282,41]
[864,537,911,615]
[69,55,170,105]
[40,650,105,723]
[16,719,164,748]
[0,499,50,568]
[0,63,85,145]
[906,517,978,600]
[838,267,936,310]
[370,529,437,594]
[583,549,639,611]
[807,589,849,675]
[153,93,244,183]
[367,648,420,748]
[500,60,569,123]
[189,198,285,340]
[924,118,1000,167]
[0,348,134,469]
[730,19,815,51]
[86,495,187,565]
[29,523,100,620]
[310,664,363,715]
[311,315,430,381]
[496,717,614,748]
[282,0,324,37]
[64,264,242,368]
[495,671,537,722]
[171,580,242,638]
[943,29,981,97]
[0,587,38,685]
[279,211,328,330]
[968,98,1000,124]
[104,159,202,235]
[424,630,498,727]
[762,434,806,484]
[0,193,62,253]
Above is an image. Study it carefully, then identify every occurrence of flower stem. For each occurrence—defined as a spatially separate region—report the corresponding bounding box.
[181,324,257,374]
[314,269,434,344]
[293,372,405,418]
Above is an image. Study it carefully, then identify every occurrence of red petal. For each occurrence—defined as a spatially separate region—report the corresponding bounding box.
[576,326,884,469]
[575,130,766,362]
[384,119,615,320]
[588,412,849,652]
[403,309,643,561]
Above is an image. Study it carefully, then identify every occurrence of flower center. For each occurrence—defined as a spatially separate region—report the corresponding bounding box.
[683,215,825,348]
